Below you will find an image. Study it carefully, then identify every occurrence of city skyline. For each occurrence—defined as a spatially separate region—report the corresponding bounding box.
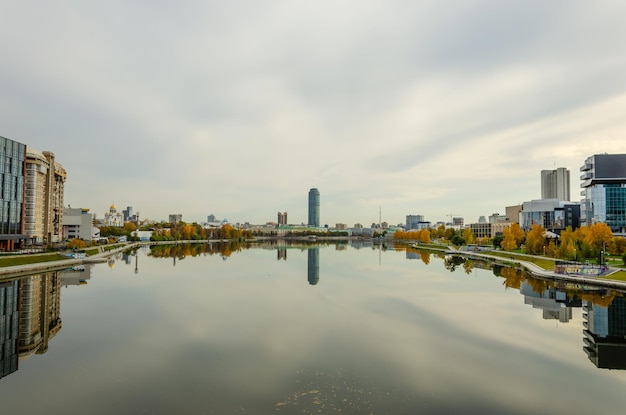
[3,2,626,225]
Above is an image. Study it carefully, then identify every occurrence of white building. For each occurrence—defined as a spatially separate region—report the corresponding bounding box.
[63,207,94,242]
[104,204,124,227]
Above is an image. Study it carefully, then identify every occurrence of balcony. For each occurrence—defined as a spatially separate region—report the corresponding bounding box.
[580,163,593,172]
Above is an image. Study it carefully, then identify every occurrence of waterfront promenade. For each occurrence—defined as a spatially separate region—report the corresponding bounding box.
[439,245,626,290]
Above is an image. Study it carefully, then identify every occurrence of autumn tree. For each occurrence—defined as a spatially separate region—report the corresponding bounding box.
[462,228,476,245]
[510,223,525,246]
[524,224,546,255]
[556,227,576,260]
[585,223,613,261]
[501,226,518,251]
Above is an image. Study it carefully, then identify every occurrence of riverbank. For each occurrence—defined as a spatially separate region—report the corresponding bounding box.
[3,239,626,291]
[407,242,626,290]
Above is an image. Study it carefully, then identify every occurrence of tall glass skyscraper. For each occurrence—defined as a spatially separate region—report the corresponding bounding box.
[0,136,27,251]
[580,154,626,234]
[308,188,320,227]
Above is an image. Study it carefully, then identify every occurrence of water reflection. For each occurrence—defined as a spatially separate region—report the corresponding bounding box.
[307,247,319,285]
[4,242,626,390]
[583,296,626,369]
[0,269,69,380]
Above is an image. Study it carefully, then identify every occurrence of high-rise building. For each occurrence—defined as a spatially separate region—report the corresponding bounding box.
[580,154,626,233]
[405,215,424,230]
[122,206,133,221]
[25,149,66,245]
[308,188,320,227]
[277,211,288,225]
[169,214,182,224]
[0,136,27,251]
[541,167,570,201]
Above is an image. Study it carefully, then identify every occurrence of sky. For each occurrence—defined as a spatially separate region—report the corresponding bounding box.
[3,1,626,227]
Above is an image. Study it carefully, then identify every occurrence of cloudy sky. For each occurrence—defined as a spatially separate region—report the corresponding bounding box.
[3,1,626,226]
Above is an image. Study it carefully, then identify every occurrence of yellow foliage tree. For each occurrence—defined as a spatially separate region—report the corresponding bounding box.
[524,224,546,255]
[501,226,518,251]
[462,228,476,245]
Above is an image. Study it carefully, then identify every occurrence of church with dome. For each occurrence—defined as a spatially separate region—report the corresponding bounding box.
[104,204,124,227]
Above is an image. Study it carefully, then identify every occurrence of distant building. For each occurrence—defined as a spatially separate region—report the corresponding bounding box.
[541,167,570,201]
[63,207,94,242]
[520,199,580,232]
[123,206,133,221]
[277,211,288,225]
[405,215,425,230]
[25,149,66,245]
[452,217,464,227]
[207,214,216,222]
[169,214,182,224]
[505,205,522,224]
[104,205,124,227]
[335,223,347,230]
[478,216,487,224]
[308,188,320,227]
[469,223,491,239]
[580,154,626,234]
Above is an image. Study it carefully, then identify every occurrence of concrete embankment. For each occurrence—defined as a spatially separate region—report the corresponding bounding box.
[0,243,139,280]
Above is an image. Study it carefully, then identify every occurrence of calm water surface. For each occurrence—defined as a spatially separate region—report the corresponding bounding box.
[1,242,626,414]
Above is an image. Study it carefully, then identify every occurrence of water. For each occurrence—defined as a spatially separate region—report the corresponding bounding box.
[1,242,625,414]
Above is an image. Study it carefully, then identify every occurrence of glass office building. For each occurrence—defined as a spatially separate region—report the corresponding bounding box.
[308,188,320,227]
[580,154,626,234]
[0,136,27,251]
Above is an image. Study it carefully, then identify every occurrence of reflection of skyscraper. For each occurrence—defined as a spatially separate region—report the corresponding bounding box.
[0,280,19,379]
[19,272,62,358]
[277,248,287,260]
[583,297,626,369]
[308,188,320,227]
[308,247,319,285]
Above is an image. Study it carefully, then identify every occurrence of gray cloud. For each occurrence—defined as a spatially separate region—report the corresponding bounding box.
[3,1,626,224]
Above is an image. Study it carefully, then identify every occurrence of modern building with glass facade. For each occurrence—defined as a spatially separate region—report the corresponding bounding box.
[520,199,580,232]
[0,136,27,251]
[580,154,626,234]
[308,188,320,227]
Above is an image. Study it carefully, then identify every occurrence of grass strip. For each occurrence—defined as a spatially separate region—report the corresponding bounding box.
[0,253,70,268]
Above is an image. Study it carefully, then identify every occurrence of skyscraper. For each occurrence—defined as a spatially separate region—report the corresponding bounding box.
[308,188,320,227]
[541,167,570,201]
[580,154,626,233]
[0,136,27,251]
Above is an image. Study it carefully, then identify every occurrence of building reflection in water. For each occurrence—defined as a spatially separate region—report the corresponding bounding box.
[583,297,626,369]
[277,248,287,261]
[307,247,319,285]
[19,272,62,359]
[520,281,581,323]
[60,264,93,287]
[0,280,19,379]
[0,271,63,380]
